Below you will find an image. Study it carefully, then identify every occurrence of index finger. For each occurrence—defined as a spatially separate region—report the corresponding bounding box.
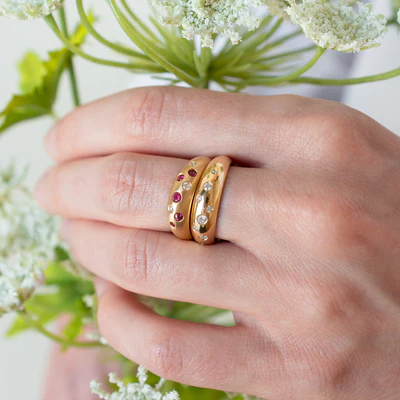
[45,86,310,166]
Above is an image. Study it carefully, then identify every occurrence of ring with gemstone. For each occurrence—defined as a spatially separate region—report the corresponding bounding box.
[191,156,232,245]
[168,157,211,240]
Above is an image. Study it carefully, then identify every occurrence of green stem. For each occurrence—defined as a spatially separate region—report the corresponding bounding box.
[76,0,151,60]
[107,0,201,86]
[59,8,81,107]
[217,47,326,86]
[18,311,104,348]
[45,15,164,72]
[292,66,400,86]
[120,0,160,42]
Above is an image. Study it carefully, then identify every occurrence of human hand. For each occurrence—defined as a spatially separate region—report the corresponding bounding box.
[35,87,400,399]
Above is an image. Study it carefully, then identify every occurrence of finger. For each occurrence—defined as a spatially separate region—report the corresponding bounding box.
[95,279,281,396]
[35,153,256,244]
[63,219,264,314]
[44,86,316,167]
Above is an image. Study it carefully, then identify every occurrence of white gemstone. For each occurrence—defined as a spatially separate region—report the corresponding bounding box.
[192,225,199,232]
[189,162,195,167]
[206,205,213,213]
[204,182,213,191]
[196,195,202,203]
[200,235,209,241]
[168,205,174,213]
[211,169,218,175]
[182,182,192,191]
[197,214,208,226]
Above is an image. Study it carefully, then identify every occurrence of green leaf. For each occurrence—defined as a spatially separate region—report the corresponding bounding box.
[0,14,94,135]
[62,316,83,342]
[19,52,46,94]
[0,49,69,134]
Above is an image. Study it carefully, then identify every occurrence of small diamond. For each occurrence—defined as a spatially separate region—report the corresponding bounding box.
[200,235,209,241]
[192,225,199,232]
[168,205,174,213]
[189,162,195,167]
[170,222,176,228]
[182,182,192,191]
[196,195,202,203]
[197,214,208,226]
[204,182,213,191]
[206,206,214,213]
[177,174,185,182]
[211,169,218,175]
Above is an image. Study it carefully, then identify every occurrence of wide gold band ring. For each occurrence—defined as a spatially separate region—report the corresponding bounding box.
[190,156,232,245]
[167,157,211,240]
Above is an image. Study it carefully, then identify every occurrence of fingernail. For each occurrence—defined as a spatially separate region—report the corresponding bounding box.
[60,219,71,242]
[95,277,113,297]
[44,126,57,159]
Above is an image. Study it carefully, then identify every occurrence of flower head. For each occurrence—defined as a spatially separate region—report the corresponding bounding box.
[91,367,180,400]
[152,0,268,48]
[0,0,64,20]
[286,1,387,52]
[0,165,59,316]
[265,0,290,19]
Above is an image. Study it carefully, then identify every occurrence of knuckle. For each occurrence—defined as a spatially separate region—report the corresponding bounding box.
[146,331,187,381]
[123,86,180,142]
[100,153,152,216]
[118,230,157,286]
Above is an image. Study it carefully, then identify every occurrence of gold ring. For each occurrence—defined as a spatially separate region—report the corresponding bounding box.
[191,156,232,245]
[167,157,211,240]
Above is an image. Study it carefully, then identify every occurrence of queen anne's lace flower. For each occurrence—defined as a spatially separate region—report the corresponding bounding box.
[265,0,290,19]
[152,0,268,48]
[0,166,59,316]
[0,0,64,20]
[91,367,180,400]
[286,0,387,52]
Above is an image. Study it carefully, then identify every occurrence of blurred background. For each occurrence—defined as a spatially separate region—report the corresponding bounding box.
[0,1,399,399]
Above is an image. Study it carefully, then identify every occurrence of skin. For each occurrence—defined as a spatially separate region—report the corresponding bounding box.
[36,86,400,399]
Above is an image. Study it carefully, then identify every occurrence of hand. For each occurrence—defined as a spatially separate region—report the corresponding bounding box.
[35,87,400,399]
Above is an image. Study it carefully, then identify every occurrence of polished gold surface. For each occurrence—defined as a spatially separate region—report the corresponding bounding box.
[191,156,232,245]
[167,157,211,240]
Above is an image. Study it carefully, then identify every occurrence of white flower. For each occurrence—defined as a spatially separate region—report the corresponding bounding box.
[91,367,180,400]
[151,0,268,48]
[286,1,387,52]
[265,0,290,19]
[0,165,59,316]
[0,0,64,20]
[397,8,400,24]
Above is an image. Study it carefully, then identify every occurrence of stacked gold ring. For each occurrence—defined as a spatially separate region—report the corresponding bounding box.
[168,156,232,245]
[167,157,211,240]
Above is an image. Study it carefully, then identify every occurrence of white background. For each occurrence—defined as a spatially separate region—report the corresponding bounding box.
[0,1,399,399]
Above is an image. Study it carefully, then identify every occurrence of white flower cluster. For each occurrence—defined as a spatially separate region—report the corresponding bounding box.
[91,367,180,400]
[0,166,59,316]
[0,0,64,20]
[286,1,387,52]
[152,0,268,47]
[265,0,290,19]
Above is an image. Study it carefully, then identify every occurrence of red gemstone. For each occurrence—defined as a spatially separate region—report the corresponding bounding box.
[172,192,182,203]
[188,169,197,178]
[177,174,185,181]
[170,222,176,228]
[174,213,184,222]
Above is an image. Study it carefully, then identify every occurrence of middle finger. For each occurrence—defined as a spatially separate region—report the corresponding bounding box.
[35,153,256,245]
